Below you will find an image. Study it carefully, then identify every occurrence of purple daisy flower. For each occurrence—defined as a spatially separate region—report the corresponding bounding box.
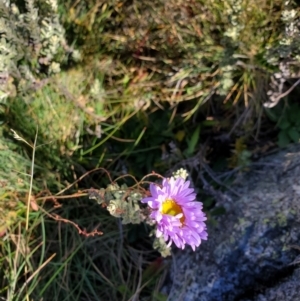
[142,177,208,251]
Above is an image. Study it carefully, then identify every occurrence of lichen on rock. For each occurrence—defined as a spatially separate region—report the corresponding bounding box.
[163,144,300,301]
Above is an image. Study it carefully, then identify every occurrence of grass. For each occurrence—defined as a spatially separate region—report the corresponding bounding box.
[0,127,167,300]
[35,206,165,301]
[0,130,51,301]
[0,143,167,300]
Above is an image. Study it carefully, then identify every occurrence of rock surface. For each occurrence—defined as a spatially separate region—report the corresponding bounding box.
[163,145,300,301]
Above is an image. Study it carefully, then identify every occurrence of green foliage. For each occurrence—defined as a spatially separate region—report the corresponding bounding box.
[228,137,252,170]
[0,213,48,301]
[0,128,36,234]
[266,101,300,147]
[185,125,201,157]
[29,200,165,301]
[59,0,286,120]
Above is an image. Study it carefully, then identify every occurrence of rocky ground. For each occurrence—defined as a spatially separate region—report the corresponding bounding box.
[162,144,300,301]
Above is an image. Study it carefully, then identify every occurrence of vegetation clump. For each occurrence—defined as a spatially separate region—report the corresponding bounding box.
[1,0,300,300]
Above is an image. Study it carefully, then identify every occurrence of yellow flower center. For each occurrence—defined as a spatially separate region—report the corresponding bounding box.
[161,199,185,224]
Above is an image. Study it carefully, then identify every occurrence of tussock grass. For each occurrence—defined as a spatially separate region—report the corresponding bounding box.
[0,130,55,301]
[34,199,166,301]
[60,0,284,121]
[0,128,166,300]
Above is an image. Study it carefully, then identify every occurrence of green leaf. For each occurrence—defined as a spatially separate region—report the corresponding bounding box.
[277,117,290,130]
[186,125,201,156]
[265,108,279,122]
[122,74,130,86]
[211,206,226,216]
[288,127,300,143]
[278,130,290,147]
[287,104,300,124]
[295,118,300,127]
[203,197,215,208]
[201,120,219,127]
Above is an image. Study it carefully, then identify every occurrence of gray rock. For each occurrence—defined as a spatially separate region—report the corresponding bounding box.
[163,145,300,301]
[251,268,300,301]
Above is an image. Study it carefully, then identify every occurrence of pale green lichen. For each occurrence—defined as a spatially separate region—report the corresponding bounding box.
[276,212,288,227]
[265,2,300,62]
[0,0,80,101]
[152,234,172,258]
[105,183,145,224]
